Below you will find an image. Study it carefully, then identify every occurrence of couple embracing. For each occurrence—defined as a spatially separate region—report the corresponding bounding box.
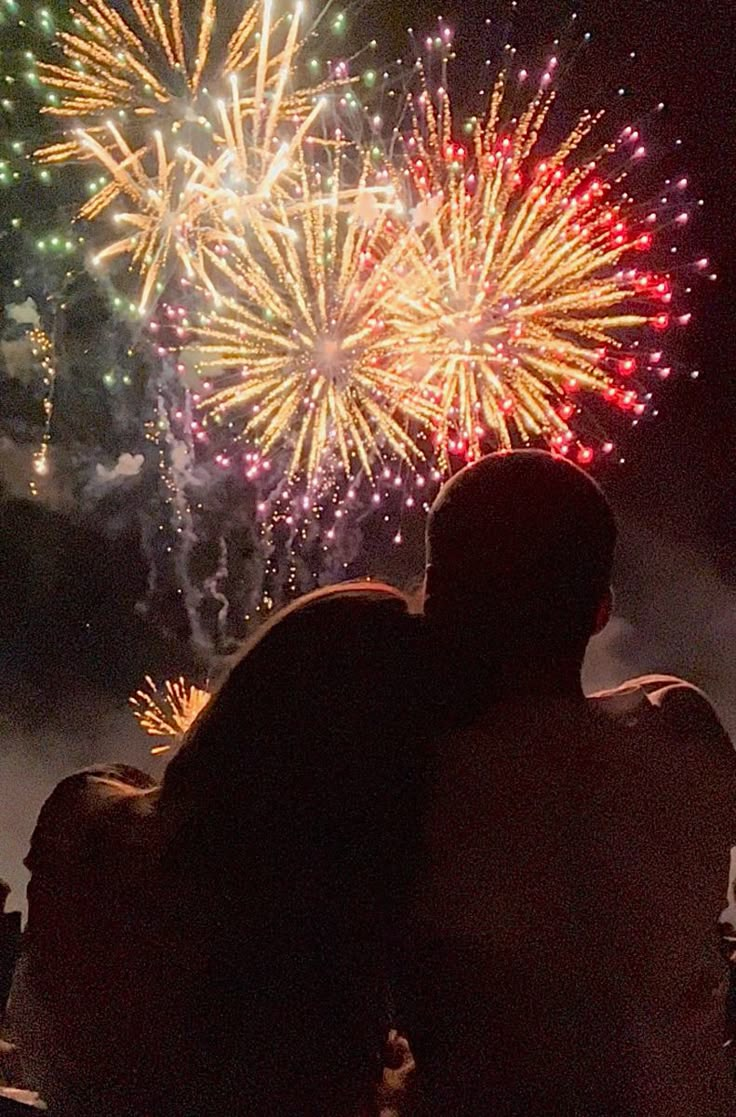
[11,450,736,1115]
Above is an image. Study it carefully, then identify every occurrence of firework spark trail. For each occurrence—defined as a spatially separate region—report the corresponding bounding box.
[153,384,214,654]
[130,675,211,752]
[28,329,57,490]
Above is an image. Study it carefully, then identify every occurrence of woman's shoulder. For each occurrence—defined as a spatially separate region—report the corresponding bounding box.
[27,765,159,874]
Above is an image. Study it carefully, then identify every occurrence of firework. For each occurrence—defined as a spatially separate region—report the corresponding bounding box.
[179,88,326,294]
[195,144,438,487]
[23,2,694,497]
[28,329,57,488]
[36,0,322,169]
[384,47,680,466]
[36,0,333,307]
[130,675,211,753]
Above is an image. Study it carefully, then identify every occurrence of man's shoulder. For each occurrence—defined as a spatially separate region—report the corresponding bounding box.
[592,673,714,702]
[589,674,734,760]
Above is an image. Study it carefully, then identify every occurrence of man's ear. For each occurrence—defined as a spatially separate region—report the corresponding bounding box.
[422,563,446,617]
[593,588,613,635]
[423,563,436,601]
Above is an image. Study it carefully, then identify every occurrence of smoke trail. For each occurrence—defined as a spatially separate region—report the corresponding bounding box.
[202,535,231,646]
[159,391,210,655]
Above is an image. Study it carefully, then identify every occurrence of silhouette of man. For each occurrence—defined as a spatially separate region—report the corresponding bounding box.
[402,450,736,1115]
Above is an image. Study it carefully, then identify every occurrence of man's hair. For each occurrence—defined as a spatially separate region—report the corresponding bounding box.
[426,450,617,656]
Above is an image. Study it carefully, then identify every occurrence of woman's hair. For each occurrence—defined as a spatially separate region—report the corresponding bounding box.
[156,582,426,1113]
[161,581,419,834]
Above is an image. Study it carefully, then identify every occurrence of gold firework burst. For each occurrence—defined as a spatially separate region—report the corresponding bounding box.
[77,100,318,311]
[80,123,208,310]
[36,0,334,305]
[388,62,658,465]
[37,0,321,168]
[179,87,325,294]
[195,146,438,486]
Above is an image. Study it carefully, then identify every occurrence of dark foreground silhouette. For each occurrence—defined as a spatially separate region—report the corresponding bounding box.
[6,453,736,1115]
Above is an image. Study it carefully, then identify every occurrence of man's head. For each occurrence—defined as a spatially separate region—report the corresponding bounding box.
[425,450,616,667]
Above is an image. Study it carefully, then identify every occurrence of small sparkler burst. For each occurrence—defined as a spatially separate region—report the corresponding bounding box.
[130,675,211,753]
[195,145,438,487]
[385,40,691,467]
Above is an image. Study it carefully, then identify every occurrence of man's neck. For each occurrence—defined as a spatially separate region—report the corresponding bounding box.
[433,631,586,704]
[494,654,585,701]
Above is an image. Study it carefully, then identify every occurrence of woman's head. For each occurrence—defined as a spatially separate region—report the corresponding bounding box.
[164,581,414,792]
[26,764,157,877]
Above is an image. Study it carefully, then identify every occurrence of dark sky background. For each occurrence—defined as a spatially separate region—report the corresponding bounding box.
[0,0,735,903]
